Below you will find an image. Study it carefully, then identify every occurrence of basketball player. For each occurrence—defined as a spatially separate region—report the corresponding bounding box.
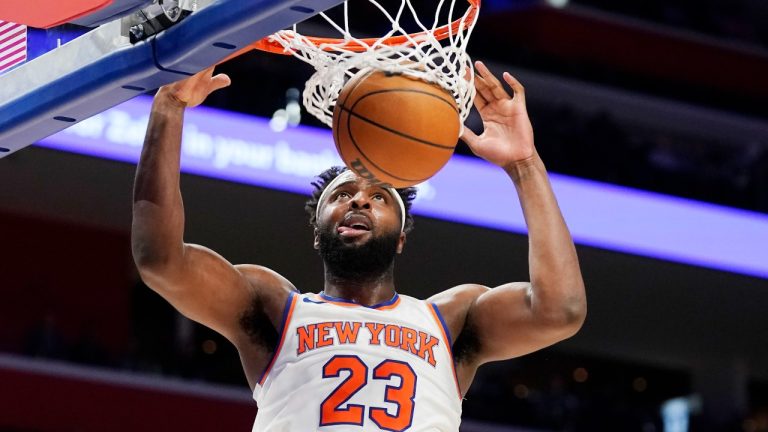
[132,61,586,431]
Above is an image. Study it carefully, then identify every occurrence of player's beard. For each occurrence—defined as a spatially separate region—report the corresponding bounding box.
[317,226,400,282]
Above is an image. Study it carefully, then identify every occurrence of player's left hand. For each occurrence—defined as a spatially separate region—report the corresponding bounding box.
[460,61,535,169]
[160,66,231,108]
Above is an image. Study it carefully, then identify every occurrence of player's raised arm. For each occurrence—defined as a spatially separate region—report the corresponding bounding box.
[457,61,587,364]
[131,67,292,344]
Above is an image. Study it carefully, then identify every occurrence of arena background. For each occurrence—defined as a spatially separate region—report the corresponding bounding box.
[1,0,767,431]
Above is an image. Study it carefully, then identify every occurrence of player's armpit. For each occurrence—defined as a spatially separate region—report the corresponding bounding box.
[136,243,294,345]
[465,281,585,364]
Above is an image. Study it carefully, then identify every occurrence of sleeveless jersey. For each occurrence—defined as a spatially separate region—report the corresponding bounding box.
[252,291,462,432]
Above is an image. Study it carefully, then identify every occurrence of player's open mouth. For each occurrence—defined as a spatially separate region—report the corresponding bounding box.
[338,214,371,237]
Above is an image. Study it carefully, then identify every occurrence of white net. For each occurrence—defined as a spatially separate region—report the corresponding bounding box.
[263,0,480,127]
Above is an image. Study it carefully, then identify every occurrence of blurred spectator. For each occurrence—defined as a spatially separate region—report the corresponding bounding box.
[486,100,768,214]
[23,314,67,360]
[572,0,768,49]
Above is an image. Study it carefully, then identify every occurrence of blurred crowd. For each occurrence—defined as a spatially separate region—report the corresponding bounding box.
[572,0,768,48]
[21,280,245,385]
[454,99,768,214]
[529,103,768,213]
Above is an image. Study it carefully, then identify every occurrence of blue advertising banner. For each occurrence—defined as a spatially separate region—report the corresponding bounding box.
[37,96,768,279]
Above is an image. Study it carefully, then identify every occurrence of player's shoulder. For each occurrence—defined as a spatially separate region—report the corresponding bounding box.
[425,284,490,344]
[426,283,490,308]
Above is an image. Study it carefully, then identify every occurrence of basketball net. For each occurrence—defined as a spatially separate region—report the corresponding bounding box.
[252,0,480,127]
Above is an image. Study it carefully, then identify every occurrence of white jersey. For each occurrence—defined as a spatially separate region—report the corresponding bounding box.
[252,291,462,432]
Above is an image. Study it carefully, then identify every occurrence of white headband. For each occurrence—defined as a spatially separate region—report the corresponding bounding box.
[316,170,407,232]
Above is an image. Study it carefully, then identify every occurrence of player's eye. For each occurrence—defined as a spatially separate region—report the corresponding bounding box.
[336,191,350,200]
[372,193,385,201]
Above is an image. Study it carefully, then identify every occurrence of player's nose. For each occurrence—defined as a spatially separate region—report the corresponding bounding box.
[349,192,371,209]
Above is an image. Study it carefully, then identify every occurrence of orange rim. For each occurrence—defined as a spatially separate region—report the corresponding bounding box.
[230,0,479,58]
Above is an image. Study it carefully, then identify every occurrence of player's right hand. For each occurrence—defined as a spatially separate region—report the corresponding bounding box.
[158,66,231,108]
[460,61,534,169]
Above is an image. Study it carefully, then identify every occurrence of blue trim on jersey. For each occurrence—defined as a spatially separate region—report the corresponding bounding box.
[430,303,454,350]
[319,291,400,309]
[278,291,297,332]
[303,296,325,304]
[430,303,463,400]
[256,291,296,385]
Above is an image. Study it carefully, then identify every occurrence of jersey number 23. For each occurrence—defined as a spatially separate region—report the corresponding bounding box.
[320,355,417,431]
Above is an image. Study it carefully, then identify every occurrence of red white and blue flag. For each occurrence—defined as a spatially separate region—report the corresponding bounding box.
[0,20,27,73]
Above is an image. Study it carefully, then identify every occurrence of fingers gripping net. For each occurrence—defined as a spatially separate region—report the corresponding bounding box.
[261,0,480,127]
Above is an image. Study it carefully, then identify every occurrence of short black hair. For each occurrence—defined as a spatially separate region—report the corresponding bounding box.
[305,166,418,233]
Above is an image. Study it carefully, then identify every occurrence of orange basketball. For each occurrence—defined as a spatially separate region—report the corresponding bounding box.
[332,69,460,188]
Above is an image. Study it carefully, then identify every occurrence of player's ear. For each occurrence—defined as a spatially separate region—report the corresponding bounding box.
[396,231,406,254]
[313,228,320,250]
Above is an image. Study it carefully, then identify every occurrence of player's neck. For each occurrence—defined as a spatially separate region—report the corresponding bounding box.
[322,267,397,306]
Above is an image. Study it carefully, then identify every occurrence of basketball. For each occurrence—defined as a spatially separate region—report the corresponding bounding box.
[332,69,461,188]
